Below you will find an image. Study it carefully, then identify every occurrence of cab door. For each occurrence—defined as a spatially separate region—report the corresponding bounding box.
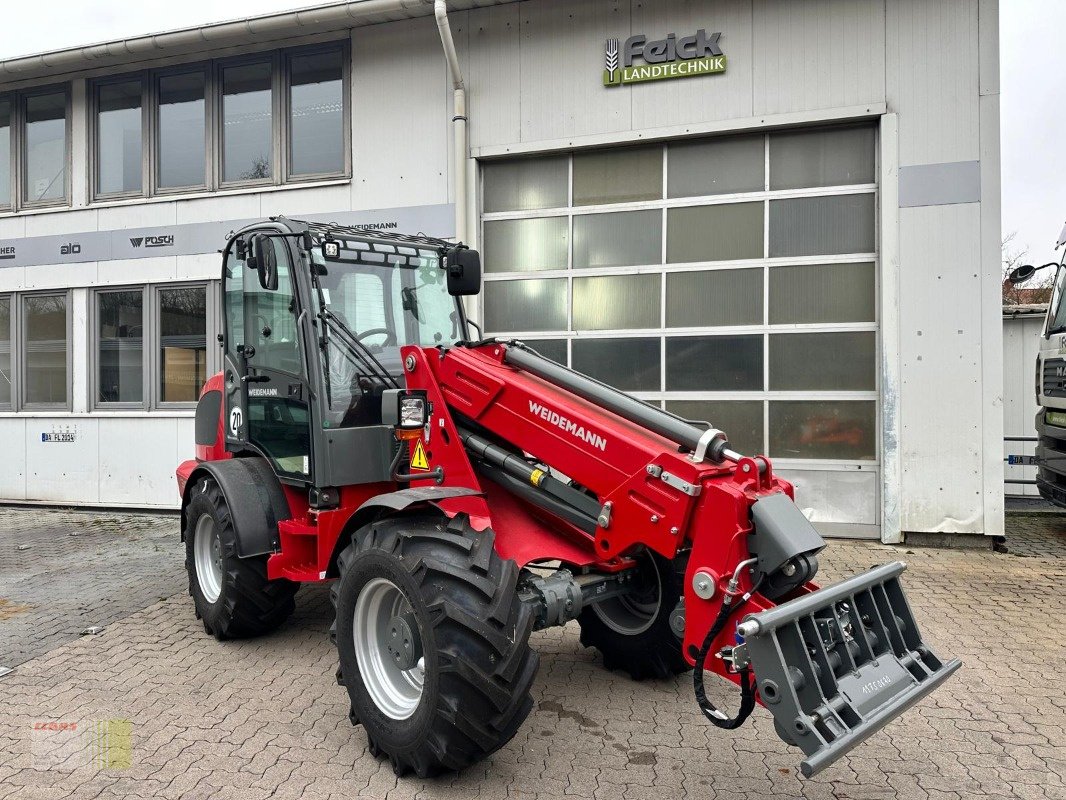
[222,233,312,481]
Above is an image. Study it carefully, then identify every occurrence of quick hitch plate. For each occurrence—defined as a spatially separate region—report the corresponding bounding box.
[738,561,961,777]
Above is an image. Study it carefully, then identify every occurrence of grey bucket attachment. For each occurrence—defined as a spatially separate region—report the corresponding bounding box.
[737,561,961,777]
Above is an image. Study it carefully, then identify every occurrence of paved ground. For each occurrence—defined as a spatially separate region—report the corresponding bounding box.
[0,508,1064,800]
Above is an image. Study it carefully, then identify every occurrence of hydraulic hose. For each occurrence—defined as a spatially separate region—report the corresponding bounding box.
[692,577,763,730]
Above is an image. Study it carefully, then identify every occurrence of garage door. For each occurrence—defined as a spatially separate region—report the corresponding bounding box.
[478,125,879,536]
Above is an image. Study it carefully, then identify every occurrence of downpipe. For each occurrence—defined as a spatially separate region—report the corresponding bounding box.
[435,0,468,244]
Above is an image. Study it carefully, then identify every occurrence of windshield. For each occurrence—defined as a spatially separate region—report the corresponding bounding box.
[312,247,462,427]
[1048,262,1066,336]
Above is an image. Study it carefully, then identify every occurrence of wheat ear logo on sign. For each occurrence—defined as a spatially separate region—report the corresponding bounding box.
[605,39,620,85]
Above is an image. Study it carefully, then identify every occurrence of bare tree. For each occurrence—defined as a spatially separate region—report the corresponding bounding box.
[1003,231,1053,306]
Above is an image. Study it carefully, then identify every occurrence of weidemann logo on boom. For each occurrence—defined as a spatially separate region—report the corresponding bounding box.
[529,401,607,452]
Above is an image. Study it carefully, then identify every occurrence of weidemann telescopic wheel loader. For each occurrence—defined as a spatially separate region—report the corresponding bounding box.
[176,217,960,779]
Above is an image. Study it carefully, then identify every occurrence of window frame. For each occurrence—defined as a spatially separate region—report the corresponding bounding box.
[151,63,213,196]
[1,83,72,212]
[19,290,72,411]
[90,74,149,202]
[83,40,350,205]
[151,281,219,411]
[0,292,13,409]
[215,52,280,191]
[282,42,352,184]
[0,95,12,212]
[91,285,150,410]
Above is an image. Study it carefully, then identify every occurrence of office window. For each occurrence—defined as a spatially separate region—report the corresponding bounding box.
[221,60,274,183]
[0,295,10,406]
[159,286,208,403]
[0,98,10,209]
[97,290,144,404]
[289,49,344,177]
[95,79,143,196]
[22,90,68,205]
[22,294,68,406]
[158,71,207,190]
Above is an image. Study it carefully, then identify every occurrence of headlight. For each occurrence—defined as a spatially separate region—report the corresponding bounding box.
[399,394,428,430]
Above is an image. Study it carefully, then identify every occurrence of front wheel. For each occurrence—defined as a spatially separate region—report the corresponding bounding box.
[577,548,690,680]
[184,477,298,639]
[331,513,539,777]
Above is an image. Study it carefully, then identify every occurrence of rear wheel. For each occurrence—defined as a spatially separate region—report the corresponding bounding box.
[331,513,538,777]
[184,477,298,639]
[577,549,689,680]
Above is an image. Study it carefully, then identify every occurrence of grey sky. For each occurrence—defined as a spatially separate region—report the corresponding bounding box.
[0,1,1058,265]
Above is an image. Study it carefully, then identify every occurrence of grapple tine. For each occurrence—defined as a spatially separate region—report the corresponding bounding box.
[737,561,962,777]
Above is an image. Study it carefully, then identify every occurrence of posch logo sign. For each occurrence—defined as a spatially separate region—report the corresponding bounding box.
[129,235,175,248]
[604,29,726,87]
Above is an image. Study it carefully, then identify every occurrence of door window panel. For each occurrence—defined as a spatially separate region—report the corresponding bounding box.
[770,127,875,190]
[484,218,568,273]
[666,400,763,455]
[665,335,763,392]
[573,210,661,269]
[221,61,273,183]
[23,294,67,405]
[573,274,659,330]
[96,80,143,195]
[769,262,876,324]
[289,49,344,177]
[769,195,875,257]
[158,71,206,189]
[573,146,661,206]
[769,332,876,391]
[573,337,660,391]
[23,91,67,204]
[484,280,566,332]
[97,291,144,403]
[666,268,762,328]
[668,135,764,198]
[483,156,568,212]
[769,401,876,460]
[159,287,207,403]
[667,202,764,263]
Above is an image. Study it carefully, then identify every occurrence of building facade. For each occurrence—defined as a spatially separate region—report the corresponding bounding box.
[0,0,1002,543]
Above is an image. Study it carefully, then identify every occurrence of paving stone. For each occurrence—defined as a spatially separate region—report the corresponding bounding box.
[0,507,1063,799]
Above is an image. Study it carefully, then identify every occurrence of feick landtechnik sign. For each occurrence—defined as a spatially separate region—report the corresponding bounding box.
[604,29,726,87]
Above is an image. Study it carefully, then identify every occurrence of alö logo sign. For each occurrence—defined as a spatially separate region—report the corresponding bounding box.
[604,29,726,87]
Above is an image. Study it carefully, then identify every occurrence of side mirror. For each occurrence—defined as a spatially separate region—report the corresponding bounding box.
[250,234,279,291]
[444,246,481,296]
[1008,264,1037,285]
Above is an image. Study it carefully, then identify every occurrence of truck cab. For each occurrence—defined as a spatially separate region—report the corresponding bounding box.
[1029,224,1066,504]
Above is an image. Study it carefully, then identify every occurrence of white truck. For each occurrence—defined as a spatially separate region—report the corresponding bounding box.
[1011,223,1066,505]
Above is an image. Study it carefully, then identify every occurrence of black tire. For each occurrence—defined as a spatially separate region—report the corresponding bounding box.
[331,512,538,777]
[577,549,689,680]
[184,477,298,639]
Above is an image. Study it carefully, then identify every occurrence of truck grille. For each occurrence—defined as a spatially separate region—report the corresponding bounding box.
[1043,358,1066,397]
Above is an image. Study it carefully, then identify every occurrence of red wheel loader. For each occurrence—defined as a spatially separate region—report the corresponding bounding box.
[176,217,959,779]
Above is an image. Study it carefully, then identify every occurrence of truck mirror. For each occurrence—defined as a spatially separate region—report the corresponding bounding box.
[444,246,481,296]
[251,234,279,291]
[1008,264,1037,285]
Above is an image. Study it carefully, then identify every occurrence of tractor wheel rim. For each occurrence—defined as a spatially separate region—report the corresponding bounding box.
[353,577,425,721]
[194,514,224,604]
[591,551,662,636]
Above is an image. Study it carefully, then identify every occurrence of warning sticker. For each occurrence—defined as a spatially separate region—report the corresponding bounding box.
[410,439,430,471]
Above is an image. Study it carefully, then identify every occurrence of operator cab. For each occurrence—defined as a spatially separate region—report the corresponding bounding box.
[215,217,480,491]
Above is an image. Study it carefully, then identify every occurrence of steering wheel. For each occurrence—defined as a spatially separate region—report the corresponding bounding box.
[355,327,391,345]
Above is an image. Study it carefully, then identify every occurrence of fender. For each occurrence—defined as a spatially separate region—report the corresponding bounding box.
[322,486,484,577]
[180,457,292,558]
